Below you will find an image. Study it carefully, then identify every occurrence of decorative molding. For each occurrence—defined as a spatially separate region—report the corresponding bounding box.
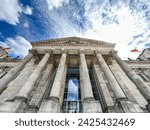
[0,59,20,63]
[31,37,115,48]
[125,60,150,65]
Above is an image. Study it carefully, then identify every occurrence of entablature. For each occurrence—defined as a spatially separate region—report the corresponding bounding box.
[31,37,115,49]
[33,48,113,55]
[125,60,150,68]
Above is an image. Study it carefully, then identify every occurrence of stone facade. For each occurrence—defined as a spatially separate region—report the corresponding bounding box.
[0,46,10,59]
[0,37,149,113]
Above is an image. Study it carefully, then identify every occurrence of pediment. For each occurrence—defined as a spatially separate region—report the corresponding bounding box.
[31,37,115,48]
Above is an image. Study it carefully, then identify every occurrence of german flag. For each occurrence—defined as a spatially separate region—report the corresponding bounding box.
[3,48,11,50]
[131,49,139,52]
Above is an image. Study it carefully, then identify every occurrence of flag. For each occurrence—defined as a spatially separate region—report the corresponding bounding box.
[3,47,11,50]
[131,49,139,52]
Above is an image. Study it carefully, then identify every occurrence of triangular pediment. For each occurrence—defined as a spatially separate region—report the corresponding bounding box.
[31,37,115,48]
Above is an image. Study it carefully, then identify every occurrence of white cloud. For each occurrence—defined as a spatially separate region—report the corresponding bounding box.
[0,0,32,25]
[46,0,69,10]
[67,79,78,101]
[23,6,33,15]
[82,0,150,59]
[0,0,22,25]
[0,36,32,58]
[35,0,150,60]
[23,21,29,28]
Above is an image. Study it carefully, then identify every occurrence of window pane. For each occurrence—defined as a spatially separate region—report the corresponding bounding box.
[67,79,78,101]
[62,67,81,113]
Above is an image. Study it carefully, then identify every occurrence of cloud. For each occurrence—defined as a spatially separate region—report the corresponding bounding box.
[0,0,22,25]
[0,0,32,25]
[23,20,29,28]
[23,6,33,15]
[81,0,150,59]
[46,0,69,10]
[67,79,78,101]
[123,32,150,60]
[32,0,150,59]
[0,36,32,58]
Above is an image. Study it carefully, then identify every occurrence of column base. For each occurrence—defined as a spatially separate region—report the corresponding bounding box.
[25,106,38,113]
[146,103,150,112]
[0,101,27,112]
[38,100,61,113]
[82,100,102,113]
[118,100,144,113]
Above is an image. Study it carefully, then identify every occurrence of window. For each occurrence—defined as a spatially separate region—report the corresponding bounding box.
[62,67,81,113]
[62,67,100,113]
[138,74,148,81]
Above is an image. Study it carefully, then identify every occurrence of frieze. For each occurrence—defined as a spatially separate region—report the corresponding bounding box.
[125,60,150,64]
[0,59,20,63]
[31,37,115,48]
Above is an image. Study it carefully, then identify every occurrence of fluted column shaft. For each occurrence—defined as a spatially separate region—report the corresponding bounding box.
[0,52,33,93]
[80,51,94,100]
[28,63,54,109]
[93,64,114,112]
[96,51,126,100]
[49,52,67,100]
[143,70,150,80]
[15,53,50,100]
[113,52,150,102]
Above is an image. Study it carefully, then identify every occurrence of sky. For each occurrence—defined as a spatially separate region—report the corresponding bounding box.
[0,0,150,59]
[67,79,78,101]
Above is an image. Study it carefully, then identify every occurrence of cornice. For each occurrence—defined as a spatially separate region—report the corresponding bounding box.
[124,60,150,65]
[31,37,115,48]
[0,59,20,63]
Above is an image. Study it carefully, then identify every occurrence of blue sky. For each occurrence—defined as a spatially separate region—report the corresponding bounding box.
[67,79,78,101]
[0,0,150,59]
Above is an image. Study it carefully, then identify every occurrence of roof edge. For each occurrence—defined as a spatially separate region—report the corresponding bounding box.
[31,36,116,47]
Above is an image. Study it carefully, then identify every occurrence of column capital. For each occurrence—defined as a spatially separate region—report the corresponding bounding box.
[95,49,100,53]
[109,50,118,57]
[44,49,52,54]
[95,50,103,55]
[110,50,123,63]
[29,49,41,62]
[79,49,86,54]
[29,49,37,55]
[61,48,68,54]
[79,49,92,54]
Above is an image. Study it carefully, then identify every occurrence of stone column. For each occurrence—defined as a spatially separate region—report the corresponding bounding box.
[80,50,102,113]
[39,51,67,113]
[112,51,150,104]
[15,53,50,100]
[95,51,126,100]
[92,64,115,112]
[142,69,150,80]
[0,52,33,93]
[0,69,3,74]
[27,63,54,112]
[80,51,94,100]
[49,51,67,100]
[0,60,35,103]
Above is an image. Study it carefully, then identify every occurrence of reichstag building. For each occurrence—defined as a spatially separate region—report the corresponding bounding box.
[0,37,150,113]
